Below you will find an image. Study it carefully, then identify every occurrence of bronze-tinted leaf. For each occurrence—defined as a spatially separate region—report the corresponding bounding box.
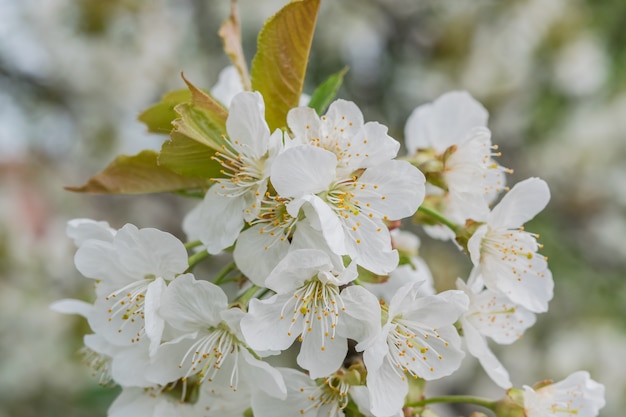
[66,150,209,194]
[219,0,251,91]
[251,0,321,131]
[159,132,224,179]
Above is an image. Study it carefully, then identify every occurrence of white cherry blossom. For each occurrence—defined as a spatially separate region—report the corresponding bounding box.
[147,274,287,400]
[523,371,605,417]
[359,282,468,417]
[405,91,507,233]
[188,91,285,254]
[73,223,189,354]
[240,249,381,379]
[467,177,554,313]
[270,144,425,274]
[457,278,536,389]
[405,91,488,154]
[50,298,154,388]
[252,368,371,417]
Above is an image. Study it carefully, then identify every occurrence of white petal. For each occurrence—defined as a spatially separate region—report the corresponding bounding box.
[240,349,287,399]
[287,106,321,145]
[226,91,269,160]
[49,298,93,318]
[337,285,381,344]
[271,146,337,198]
[297,325,347,379]
[400,290,468,327]
[290,219,346,271]
[211,65,244,108]
[466,288,537,344]
[66,218,115,246]
[233,225,290,286]
[489,177,550,229]
[144,277,167,357]
[265,249,333,293]
[404,91,488,154]
[196,190,246,254]
[74,239,133,288]
[462,318,512,389]
[290,195,347,256]
[108,388,158,417]
[110,344,153,387]
[342,121,400,171]
[241,295,297,352]
[251,368,315,417]
[89,296,146,347]
[467,225,488,266]
[115,225,188,280]
[355,160,425,220]
[159,274,227,332]
[144,337,195,384]
[367,356,408,417]
[483,252,554,313]
[343,215,398,275]
[323,99,364,138]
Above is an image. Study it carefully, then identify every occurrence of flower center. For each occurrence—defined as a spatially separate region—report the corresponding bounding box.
[79,346,112,386]
[249,195,297,250]
[298,376,351,416]
[481,228,548,281]
[104,278,152,343]
[210,142,265,197]
[280,279,345,351]
[179,325,242,390]
[387,318,449,379]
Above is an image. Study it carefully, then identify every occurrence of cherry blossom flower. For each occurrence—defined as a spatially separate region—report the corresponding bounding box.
[269,144,425,275]
[240,249,381,379]
[108,385,251,417]
[457,278,536,389]
[147,274,286,400]
[50,298,154,388]
[252,368,374,417]
[187,91,285,254]
[359,282,468,417]
[73,223,189,354]
[404,91,507,234]
[523,371,605,417]
[467,177,553,313]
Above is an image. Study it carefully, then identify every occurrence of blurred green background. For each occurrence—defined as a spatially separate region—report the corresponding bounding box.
[1,0,625,416]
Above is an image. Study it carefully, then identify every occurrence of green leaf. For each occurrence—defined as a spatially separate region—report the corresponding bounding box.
[65,150,209,194]
[172,75,229,151]
[308,67,349,115]
[138,89,191,134]
[219,0,251,91]
[251,0,321,131]
[159,132,224,179]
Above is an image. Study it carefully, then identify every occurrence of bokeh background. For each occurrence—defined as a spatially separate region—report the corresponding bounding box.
[1,0,625,416]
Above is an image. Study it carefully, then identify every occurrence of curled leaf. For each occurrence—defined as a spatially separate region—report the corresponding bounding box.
[172,74,229,151]
[138,89,191,134]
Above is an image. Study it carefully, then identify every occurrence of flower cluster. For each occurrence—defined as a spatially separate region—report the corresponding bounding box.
[53,2,605,417]
[54,85,605,417]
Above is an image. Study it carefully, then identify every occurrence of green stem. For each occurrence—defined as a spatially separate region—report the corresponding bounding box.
[213,262,237,285]
[184,240,203,250]
[234,285,261,308]
[187,249,209,271]
[417,205,459,232]
[406,395,496,411]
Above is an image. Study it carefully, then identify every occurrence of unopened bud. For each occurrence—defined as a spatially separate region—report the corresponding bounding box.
[493,388,525,417]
